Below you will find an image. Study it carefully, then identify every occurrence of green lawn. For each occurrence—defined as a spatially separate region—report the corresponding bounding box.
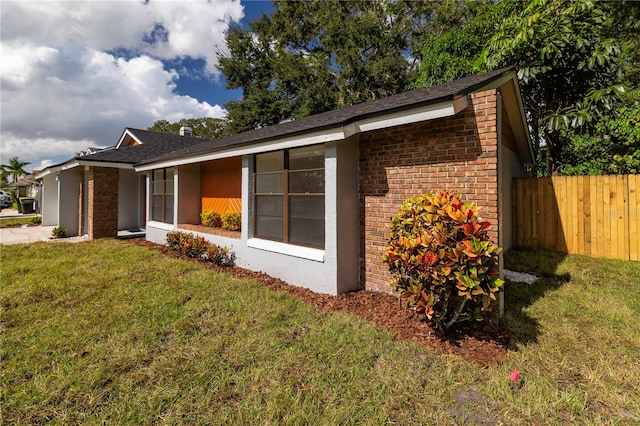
[0,215,41,228]
[1,240,639,424]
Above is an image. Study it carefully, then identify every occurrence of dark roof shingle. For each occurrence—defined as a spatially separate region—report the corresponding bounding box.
[76,128,204,164]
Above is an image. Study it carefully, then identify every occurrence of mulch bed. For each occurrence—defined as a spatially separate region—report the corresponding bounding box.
[128,238,510,366]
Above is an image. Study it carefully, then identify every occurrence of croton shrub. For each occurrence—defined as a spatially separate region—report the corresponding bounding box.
[382,190,504,334]
[166,231,235,266]
[200,210,222,228]
[221,211,241,231]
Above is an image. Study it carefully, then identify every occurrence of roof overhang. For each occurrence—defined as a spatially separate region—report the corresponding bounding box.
[35,160,134,179]
[485,72,535,164]
[135,96,469,172]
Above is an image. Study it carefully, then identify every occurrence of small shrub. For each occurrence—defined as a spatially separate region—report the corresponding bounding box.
[206,244,236,266]
[166,230,234,266]
[31,216,42,225]
[221,211,241,231]
[382,190,504,334]
[200,210,222,227]
[166,230,183,251]
[52,226,67,238]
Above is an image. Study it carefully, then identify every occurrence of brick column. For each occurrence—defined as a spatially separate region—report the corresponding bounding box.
[88,166,119,239]
[359,89,500,293]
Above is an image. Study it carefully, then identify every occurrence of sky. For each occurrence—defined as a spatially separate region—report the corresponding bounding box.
[0,0,274,172]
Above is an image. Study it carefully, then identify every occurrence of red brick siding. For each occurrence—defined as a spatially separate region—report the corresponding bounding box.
[359,90,500,293]
[88,167,119,239]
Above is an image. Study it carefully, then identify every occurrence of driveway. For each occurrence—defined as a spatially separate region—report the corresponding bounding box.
[0,208,88,245]
[0,225,58,245]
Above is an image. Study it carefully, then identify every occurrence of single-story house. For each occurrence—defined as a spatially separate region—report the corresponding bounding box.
[133,67,534,296]
[35,128,204,238]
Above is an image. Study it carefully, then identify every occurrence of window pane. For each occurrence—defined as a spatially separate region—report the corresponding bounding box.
[289,218,324,247]
[153,182,164,195]
[256,172,283,193]
[153,170,164,181]
[290,145,324,170]
[165,180,173,195]
[255,216,284,241]
[289,170,324,193]
[256,151,284,173]
[256,195,283,217]
[165,196,174,223]
[166,169,174,180]
[289,196,324,220]
[152,195,163,221]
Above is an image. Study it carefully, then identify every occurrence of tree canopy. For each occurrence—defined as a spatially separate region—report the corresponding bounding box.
[217,0,488,134]
[147,118,228,139]
[413,0,638,176]
[1,156,31,184]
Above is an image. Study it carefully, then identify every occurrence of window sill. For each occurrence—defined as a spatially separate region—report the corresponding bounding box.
[247,238,325,262]
[147,221,174,231]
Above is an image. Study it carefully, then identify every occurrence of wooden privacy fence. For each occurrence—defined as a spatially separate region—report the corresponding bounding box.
[513,175,640,261]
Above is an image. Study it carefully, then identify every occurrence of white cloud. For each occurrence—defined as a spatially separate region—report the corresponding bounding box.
[0,0,244,170]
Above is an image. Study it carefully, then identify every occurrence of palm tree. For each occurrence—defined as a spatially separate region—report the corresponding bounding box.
[1,156,31,184]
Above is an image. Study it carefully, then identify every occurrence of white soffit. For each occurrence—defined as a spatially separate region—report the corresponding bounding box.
[135,97,464,171]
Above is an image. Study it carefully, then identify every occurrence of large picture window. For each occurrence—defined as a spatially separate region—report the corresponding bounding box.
[152,168,174,223]
[254,145,325,248]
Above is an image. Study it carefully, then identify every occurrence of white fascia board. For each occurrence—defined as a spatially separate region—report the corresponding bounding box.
[75,161,134,170]
[115,129,142,149]
[135,98,463,172]
[344,97,466,137]
[135,128,346,171]
[35,167,60,179]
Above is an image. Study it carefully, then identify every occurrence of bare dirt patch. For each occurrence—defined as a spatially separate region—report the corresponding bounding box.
[128,238,510,366]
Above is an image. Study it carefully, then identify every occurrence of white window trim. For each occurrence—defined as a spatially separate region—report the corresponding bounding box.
[147,220,174,231]
[247,238,325,262]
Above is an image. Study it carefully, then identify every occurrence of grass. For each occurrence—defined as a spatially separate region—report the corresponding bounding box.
[1,240,639,424]
[0,216,41,228]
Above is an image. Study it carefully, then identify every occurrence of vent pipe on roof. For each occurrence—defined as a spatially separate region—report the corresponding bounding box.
[179,126,193,137]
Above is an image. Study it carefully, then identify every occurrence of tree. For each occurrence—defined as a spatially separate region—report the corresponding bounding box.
[147,117,229,139]
[486,0,625,175]
[219,0,475,133]
[413,0,518,88]
[1,156,30,184]
[559,88,640,175]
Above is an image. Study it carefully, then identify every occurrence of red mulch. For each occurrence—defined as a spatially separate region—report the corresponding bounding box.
[128,238,510,366]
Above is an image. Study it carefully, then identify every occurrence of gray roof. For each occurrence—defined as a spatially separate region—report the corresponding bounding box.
[79,128,204,164]
[138,67,513,166]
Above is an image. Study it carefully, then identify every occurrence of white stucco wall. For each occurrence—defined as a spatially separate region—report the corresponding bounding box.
[41,174,59,226]
[58,169,80,236]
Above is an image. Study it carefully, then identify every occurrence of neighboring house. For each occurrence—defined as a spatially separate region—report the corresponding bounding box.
[8,173,39,198]
[35,128,203,238]
[134,68,534,296]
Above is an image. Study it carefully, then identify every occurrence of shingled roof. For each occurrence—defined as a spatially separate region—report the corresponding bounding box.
[138,67,514,166]
[76,128,204,164]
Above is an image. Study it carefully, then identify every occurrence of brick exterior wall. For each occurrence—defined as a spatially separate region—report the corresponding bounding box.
[88,166,119,239]
[359,89,500,293]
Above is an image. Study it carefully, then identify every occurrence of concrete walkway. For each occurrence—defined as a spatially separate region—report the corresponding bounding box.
[0,208,89,245]
[0,225,58,245]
